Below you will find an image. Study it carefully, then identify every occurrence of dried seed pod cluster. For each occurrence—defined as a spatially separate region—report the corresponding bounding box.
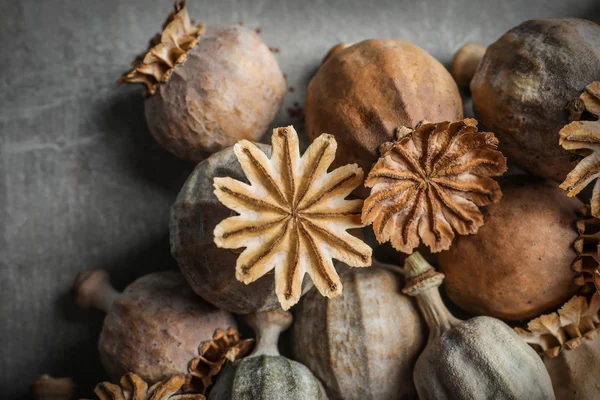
[362,119,507,254]
[93,373,204,400]
[516,294,600,399]
[213,126,372,310]
[120,1,286,162]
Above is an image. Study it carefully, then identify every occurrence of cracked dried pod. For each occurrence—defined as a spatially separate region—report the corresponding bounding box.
[93,373,204,400]
[293,261,425,400]
[516,294,600,399]
[403,252,555,400]
[72,270,236,383]
[438,178,581,321]
[209,310,329,400]
[464,18,600,182]
[119,1,285,162]
[306,40,463,196]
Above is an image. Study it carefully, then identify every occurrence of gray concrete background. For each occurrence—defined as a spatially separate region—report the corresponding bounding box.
[1,0,599,398]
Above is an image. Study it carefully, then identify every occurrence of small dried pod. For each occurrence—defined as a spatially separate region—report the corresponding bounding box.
[516,294,600,399]
[93,373,204,400]
[211,126,372,310]
[438,178,581,321]
[72,270,236,383]
[30,375,75,400]
[468,18,600,182]
[362,119,507,254]
[451,42,486,87]
[402,252,555,400]
[119,1,286,162]
[559,82,600,218]
[208,310,329,399]
[573,205,600,294]
[293,261,425,400]
[306,39,463,195]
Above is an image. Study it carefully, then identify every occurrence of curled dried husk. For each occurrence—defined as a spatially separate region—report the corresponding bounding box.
[559,82,600,219]
[185,328,254,394]
[94,373,204,400]
[119,0,205,96]
[516,294,600,399]
[572,205,600,294]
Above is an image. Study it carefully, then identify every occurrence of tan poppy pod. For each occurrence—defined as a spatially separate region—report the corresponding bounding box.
[72,270,236,383]
[293,261,425,400]
[516,294,600,399]
[119,1,286,162]
[305,39,463,197]
[438,178,581,321]
[463,18,600,182]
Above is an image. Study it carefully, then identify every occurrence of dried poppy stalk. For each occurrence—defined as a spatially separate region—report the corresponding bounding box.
[573,205,600,294]
[213,126,373,310]
[559,82,600,218]
[94,373,204,400]
[185,328,254,394]
[362,119,507,254]
[118,0,204,96]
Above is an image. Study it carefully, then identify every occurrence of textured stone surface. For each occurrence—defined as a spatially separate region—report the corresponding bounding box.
[1,0,599,398]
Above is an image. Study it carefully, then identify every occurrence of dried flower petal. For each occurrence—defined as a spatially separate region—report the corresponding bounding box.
[362,119,507,253]
[213,126,372,310]
[516,293,600,359]
[93,373,204,400]
[118,1,205,96]
[572,205,600,295]
[559,82,600,218]
[185,328,254,394]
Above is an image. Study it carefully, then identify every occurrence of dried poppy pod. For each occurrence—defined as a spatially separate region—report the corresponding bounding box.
[72,270,236,383]
[516,294,600,400]
[306,39,463,196]
[209,310,328,399]
[438,178,581,321]
[463,18,600,182]
[402,253,555,400]
[293,261,425,400]
[119,1,286,162]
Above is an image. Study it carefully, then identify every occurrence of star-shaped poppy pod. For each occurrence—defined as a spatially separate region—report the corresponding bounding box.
[362,119,507,254]
[213,126,372,310]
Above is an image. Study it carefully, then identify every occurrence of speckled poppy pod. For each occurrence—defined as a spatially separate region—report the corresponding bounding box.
[212,126,373,310]
[459,19,600,182]
[305,40,463,197]
[362,119,507,254]
[118,0,286,162]
[72,270,236,384]
[516,293,600,399]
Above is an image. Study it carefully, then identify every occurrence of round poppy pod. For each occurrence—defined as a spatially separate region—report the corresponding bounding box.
[470,18,600,182]
[305,39,463,196]
[120,2,286,162]
[438,178,581,321]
